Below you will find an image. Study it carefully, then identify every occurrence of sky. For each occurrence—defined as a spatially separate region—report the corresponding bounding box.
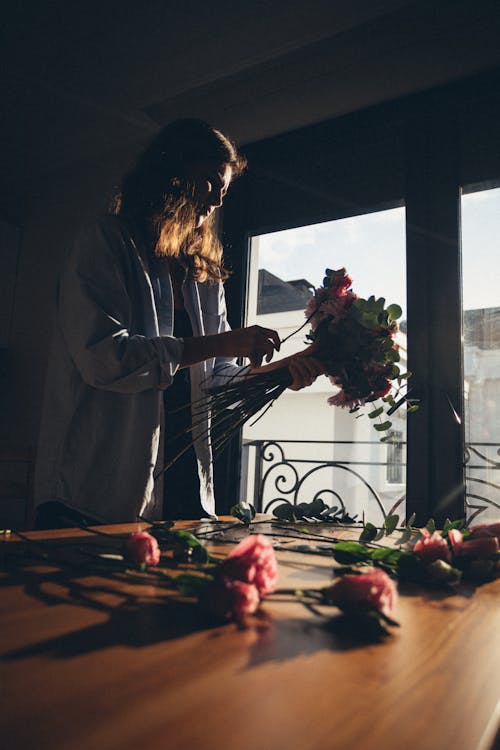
[254,187,500,317]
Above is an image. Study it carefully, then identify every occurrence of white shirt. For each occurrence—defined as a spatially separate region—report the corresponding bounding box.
[35,214,240,522]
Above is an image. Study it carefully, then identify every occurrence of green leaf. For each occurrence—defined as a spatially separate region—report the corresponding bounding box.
[368,406,384,419]
[230,502,256,524]
[384,514,399,535]
[273,503,296,521]
[426,518,436,534]
[394,528,413,545]
[406,512,416,528]
[374,421,392,431]
[372,548,403,566]
[407,404,419,413]
[442,518,466,536]
[359,522,378,542]
[332,541,372,564]
[386,303,402,320]
[190,545,210,564]
[172,530,204,549]
[398,371,412,380]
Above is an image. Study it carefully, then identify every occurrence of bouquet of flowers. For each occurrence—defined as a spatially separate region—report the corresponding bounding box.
[304,268,403,412]
[164,268,414,470]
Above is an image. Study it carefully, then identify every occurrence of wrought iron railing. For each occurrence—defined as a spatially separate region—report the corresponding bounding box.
[242,439,500,523]
[464,442,500,522]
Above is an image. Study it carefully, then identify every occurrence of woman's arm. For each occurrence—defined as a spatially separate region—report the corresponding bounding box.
[180,325,281,369]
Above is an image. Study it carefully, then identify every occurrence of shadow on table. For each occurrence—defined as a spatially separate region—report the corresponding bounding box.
[243,609,393,670]
[1,563,222,661]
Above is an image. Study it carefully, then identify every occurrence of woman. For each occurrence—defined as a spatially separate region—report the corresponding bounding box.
[34,119,323,527]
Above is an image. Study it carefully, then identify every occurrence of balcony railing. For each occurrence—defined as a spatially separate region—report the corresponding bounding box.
[242,439,500,523]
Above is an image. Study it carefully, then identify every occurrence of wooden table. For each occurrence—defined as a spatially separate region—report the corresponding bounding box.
[1,520,499,750]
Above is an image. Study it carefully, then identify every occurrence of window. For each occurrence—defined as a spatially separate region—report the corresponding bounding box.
[461,186,500,523]
[241,208,407,524]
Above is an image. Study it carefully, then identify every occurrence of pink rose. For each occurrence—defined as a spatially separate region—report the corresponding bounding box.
[327,389,365,409]
[413,528,451,564]
[448,528,464,556]
[125,531,161,566]
[324,567,397,618]
[320,292,357,321]
[201,577,260,622]
[219,534,278,596]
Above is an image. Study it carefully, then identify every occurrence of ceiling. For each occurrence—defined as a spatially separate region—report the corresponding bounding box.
[2,0,500,206]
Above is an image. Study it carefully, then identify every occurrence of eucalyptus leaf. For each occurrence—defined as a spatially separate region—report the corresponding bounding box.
[386,303,402,320]
[384,514,399,535]
[406,512,416,528]
[394,528,413,545]
[273,503,296,522]
[359,522,378,542]
[230,502,256,524]
[368,406,384,419]
[374,421,392,431]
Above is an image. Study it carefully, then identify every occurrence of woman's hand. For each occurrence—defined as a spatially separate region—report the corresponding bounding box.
[180,325,281,368]
[218,325,281,367]
[287,351,326,390]
[251,342,326,390]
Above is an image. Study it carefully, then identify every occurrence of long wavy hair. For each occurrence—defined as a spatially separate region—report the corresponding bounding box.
[114,119,246,282]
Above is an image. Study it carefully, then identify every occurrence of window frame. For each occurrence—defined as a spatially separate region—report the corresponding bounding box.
[219,67,500,524]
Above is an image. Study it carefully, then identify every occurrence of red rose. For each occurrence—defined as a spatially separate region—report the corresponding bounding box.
[413,528,451,564]
[219,534,278,596]
[125,531,161,566]
[328,268,353,297]
[459,536,499,557]
[469,522,500,541]
[449,526,499,558]
[372,379,391,398]
[324,567,397,618]
[201,577,260,622]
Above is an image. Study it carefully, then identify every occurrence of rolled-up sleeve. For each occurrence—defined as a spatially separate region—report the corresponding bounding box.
[59,219,184,393]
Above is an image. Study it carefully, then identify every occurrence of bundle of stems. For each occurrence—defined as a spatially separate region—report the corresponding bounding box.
[155,365,293,479]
